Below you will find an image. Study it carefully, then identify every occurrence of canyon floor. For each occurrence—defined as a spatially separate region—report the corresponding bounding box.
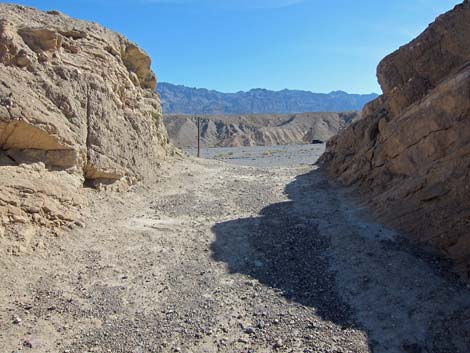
[1,145,470,353]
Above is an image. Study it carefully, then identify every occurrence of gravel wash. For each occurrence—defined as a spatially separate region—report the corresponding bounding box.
[1,156,469,353]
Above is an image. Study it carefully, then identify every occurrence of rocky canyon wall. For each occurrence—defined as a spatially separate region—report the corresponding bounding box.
[320,1,470,278]
[0,4,171,253]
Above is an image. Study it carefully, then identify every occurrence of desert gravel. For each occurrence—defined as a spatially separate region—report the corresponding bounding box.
[1,148,469,353]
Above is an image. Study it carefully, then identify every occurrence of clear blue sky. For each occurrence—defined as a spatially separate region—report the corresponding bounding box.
[4,0,462,93]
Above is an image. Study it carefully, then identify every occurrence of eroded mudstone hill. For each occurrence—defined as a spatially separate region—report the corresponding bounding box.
[320,1,470,278]
[0,4,171,253]
[164,112,359,148]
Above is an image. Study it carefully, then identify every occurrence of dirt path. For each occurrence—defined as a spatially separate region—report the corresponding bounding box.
[1,157,469,353]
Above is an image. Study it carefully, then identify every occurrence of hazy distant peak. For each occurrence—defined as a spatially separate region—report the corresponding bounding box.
[157,82,378,115]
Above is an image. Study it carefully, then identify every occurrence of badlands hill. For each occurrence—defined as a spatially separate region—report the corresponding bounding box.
[0,4,171,253]
[164,112,359,148]
[158,82,378,115]
[320,0,470,278]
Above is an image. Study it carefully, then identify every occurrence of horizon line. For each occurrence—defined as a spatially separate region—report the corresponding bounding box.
[157,82,381,96]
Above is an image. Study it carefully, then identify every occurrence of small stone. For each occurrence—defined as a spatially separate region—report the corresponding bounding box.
[11,214,28,223]
[244,327,255,334]
[15,51,31,68]
[68,45,80,54]
[257,320,265,329]
[74,221,85,228]
[25,206,41,214]
[13,316,22,324]
[274,339,283,348]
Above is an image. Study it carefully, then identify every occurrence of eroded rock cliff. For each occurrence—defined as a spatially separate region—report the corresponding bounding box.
[0,4,170,253]
[320,1,470,278]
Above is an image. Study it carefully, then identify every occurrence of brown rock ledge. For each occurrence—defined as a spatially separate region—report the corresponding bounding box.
[320,1,470,279]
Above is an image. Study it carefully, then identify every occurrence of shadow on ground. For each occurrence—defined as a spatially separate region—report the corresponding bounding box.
[211,169,354,326]
[211,168,470,353]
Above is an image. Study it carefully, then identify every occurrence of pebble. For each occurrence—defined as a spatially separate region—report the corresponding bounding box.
[23,340,33,348]
[74,221,86,228]
[13,316,22,324]
[244,327,255,334]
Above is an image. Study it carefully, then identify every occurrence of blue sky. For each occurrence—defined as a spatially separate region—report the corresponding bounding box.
[4,0,462,93]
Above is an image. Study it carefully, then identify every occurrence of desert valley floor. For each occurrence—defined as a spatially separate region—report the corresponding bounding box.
[1,145,470,353]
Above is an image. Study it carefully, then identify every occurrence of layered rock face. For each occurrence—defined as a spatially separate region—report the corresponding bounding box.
[165,112,359,148]
[320,1,470,277]
[0,4,170,253]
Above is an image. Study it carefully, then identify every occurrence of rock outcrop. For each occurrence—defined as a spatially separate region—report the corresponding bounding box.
[0,4,170,253]
[320,1,470,278]
[164,112,359,148]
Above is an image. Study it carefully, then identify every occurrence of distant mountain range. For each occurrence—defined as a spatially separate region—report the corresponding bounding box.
[157,82,378,115]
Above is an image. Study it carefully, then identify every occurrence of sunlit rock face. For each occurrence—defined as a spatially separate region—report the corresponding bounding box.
[0,4,171,253]
[164,112,359,148]
[0,3,170,183]
[320,1,470,278]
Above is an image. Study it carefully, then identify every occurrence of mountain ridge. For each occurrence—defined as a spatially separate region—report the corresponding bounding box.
[157,82,378,115]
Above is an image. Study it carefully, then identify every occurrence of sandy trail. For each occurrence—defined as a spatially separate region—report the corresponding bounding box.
[1,155,469,353]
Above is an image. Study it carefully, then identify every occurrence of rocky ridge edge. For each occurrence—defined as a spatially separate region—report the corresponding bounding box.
[319,1,470,278]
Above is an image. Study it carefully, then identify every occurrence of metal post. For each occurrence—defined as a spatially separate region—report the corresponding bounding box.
[197,116,201,158]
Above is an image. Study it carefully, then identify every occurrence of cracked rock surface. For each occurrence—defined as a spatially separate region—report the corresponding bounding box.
[0,4,172,252]
[320,1,470,279]
[0,4,170,182]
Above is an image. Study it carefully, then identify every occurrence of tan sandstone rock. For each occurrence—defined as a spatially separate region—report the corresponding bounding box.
[0,4,171,251]
[320,1,470,279]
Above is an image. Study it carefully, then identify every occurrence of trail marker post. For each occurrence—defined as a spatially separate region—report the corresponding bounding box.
[197,116,201,158]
